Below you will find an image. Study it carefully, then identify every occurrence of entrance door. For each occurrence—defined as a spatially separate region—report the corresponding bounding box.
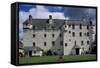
[29,51,32,57]
[76,48,79,55]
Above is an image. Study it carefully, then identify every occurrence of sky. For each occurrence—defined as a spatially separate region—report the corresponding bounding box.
[19,4,96,40]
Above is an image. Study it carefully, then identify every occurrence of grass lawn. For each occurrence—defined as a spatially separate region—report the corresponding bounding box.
[19,54,96,64]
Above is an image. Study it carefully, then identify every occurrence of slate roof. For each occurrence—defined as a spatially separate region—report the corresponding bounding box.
[23,19,95,30]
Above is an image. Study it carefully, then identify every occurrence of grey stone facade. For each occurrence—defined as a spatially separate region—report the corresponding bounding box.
[22,15,96,56]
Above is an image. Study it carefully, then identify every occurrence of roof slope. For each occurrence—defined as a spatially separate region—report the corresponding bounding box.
[23,19,95,30]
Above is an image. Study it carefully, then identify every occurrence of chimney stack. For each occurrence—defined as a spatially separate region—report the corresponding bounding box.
[29,15,32,20]
[49,15,52,19]
[49,15,53,24]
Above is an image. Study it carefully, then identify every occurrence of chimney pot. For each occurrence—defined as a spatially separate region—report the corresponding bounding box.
[49,15,52,19]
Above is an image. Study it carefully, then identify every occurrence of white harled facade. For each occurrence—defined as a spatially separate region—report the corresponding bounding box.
[22,15,96,56]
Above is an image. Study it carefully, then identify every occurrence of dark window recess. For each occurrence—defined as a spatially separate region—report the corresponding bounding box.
[59,33,62,37]
[89,48,91,50]
[65,25,67,28]
[68,24,71,28]
[74,41,77,45]
[65,43,67,46]
[33,34,35,38]
[82,48,84,50]
[87,41,89,45]
[72,32,75,37]
[52,41,55,46]
[64,30,67,32]
[87,32,89,36]
[44,34,47,37]
[34,51,36,54]
[52,34,55,37]
[87,25,89,29]
[69,31,71,33]
[69,39,71,41]
[81,41,84,45]
[80,32,82,37]
[52,26,55,30]
[72,24,75,29]
[80,24,82,29]
[33,42,35,46]
[44,42,46,46]
[60,41,63,46]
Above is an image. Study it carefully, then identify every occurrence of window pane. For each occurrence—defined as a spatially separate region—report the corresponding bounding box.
[52,34,55,37]
[44,34,47,37]
[80,32,82,37]
[33,34,35,38]
[80,24,82,29]
[87,32,89,36]
[52,41,55,46]
[87,41,89,45]
[44,42,46,46]
[65,43,67,46]
[33,42,35,46]
[81,41,84,45]
[87,25,89,29]
[72,32,75,37]
[60,41,63,46]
